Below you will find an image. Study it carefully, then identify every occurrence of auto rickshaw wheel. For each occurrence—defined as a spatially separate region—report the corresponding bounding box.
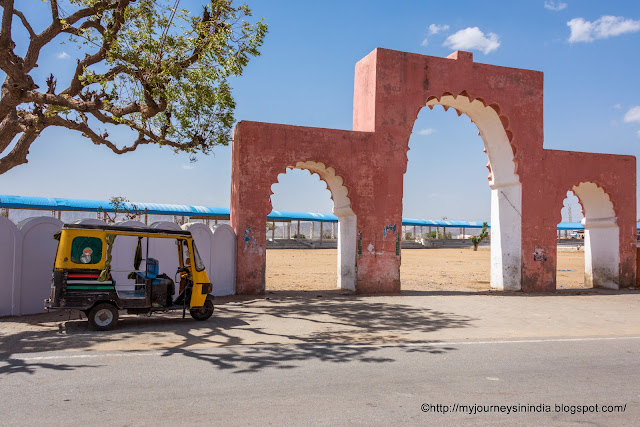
[88,303,119,330]
[190,299,214,321]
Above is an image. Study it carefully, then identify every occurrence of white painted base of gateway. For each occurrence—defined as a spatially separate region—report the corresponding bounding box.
[337,214,357,291]
[490,182,522,291]
[582,217,620,289]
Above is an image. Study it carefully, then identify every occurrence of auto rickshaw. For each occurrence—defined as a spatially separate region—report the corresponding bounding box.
[45,224,215,330]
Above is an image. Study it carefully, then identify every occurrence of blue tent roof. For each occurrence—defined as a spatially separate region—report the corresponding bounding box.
[400,218,488,228]
[267,210,338,222]
[557,222,585,231]
[0,195,230,217]
[1,195,639,231]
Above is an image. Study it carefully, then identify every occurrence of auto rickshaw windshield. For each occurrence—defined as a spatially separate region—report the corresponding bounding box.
[192,240,205,272]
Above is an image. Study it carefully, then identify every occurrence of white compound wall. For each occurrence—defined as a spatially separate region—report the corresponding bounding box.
[0,216,237,316]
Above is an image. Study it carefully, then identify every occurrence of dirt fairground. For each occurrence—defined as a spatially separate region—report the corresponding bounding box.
[266,248,586,292]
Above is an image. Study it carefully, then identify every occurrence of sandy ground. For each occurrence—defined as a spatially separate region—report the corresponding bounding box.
[266,248,586,291]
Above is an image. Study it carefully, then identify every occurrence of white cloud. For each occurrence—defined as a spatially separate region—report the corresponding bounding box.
[429,24,450,35]
[624,106,640,123]
[56,51,70,59]
[421,38,428,47]
[418,128,435,136]
[568,16,640,43]
[443,27,500,54]
[544,0,567,11]
[182,164,195,170]
[637,130,640,138]
[613,104,622,110]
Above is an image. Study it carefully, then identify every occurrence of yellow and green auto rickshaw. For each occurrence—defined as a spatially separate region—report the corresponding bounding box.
[45,224,215,330]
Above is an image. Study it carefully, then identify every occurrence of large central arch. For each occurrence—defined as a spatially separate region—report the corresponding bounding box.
[419,94,522,290]
[231,48,636,294]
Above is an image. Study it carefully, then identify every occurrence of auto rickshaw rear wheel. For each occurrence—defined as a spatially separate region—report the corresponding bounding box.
[88,303,119,330]
[190,299,214,321]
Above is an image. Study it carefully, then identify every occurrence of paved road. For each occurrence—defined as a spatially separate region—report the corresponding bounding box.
[2,335,639,426]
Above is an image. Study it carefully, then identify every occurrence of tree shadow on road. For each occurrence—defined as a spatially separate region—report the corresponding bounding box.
[0,292,473,375]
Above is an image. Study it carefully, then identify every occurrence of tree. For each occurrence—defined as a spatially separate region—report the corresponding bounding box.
[471,222,489,251]
[0,0,267,174]
[98,195,147,223]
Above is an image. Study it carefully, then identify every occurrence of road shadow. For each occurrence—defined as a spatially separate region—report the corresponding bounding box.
[158,340,456,374]
[0,292,472,375]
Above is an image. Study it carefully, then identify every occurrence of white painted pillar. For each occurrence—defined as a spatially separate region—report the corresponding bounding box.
[582,217,619,289]
[331,223,335,239]
[288,222,291,239]
[337,214,357,291]
[489,182,522,291]
[310,222,315,241]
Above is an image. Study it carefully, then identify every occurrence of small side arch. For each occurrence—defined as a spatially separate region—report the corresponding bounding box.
[271,161,357,291]
[571,182,619,289]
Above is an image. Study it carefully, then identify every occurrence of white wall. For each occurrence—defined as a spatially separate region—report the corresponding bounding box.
[210,224,236,296]
[0,216,238,316]
[17,217,63,315]
[0,217,20,316]
[111,220,146,289]
[148,221,182,281]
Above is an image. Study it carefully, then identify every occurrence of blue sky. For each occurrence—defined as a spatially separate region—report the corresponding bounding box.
[1,0,640,222]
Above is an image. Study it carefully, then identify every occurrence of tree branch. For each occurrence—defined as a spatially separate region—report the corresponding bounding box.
[62,0,131,96]
[0,2,35,39]
[23,90,142,118]
[50,0,60,22]
[45,114,158,154]
[0,129,37,174]
[0,0,31,86]
[0,109,22,154]
[0,0,13,47]
[23,0,118,72]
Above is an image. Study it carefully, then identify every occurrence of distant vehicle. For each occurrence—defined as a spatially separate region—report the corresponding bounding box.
[45,224,214,330]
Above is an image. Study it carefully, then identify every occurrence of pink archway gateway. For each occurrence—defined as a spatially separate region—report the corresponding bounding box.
[230,49,636,294]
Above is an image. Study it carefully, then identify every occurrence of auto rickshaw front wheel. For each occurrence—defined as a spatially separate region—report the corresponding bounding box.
[190,299,214,321]
[87,303,119,331]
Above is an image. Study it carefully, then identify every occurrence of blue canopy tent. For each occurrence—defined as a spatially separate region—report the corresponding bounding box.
[1,195,639,231]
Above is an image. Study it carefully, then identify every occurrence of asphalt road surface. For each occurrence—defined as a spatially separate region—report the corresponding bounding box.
[2,335,639,426]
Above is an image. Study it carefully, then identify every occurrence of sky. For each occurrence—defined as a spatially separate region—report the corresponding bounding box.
[1,0,640,222]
